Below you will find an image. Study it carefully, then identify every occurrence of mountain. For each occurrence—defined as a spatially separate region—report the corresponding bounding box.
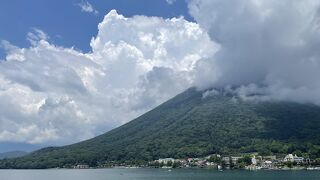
[1,88,320,169]
[0,151,28,159]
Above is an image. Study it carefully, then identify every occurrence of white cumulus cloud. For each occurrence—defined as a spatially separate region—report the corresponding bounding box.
[0,10,217,145]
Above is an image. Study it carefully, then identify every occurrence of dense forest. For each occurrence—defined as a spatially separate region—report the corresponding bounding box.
[1,88,320,169]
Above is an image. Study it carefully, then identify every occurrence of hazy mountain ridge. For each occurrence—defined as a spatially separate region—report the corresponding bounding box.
[0,151,28,160]
[1,88,320,169]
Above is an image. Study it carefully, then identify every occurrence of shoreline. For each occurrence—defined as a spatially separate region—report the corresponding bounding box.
[2,166,320,171]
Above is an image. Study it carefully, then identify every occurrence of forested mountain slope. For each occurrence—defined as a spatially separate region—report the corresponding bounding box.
[1,88,320,168]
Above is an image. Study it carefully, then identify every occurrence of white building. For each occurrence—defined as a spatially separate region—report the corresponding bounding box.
[251,156,257,165]
[263,155,276,160]
[222,157,230,164]
[231,156,242,164]
[293,155,304,164]
[283,154,304,163]
[262,160,273,169]
[156,158,175,164]
[283,154,294,162]
[74,164,89,169]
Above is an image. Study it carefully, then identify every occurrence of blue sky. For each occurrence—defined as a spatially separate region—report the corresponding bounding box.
[0,0,191,59]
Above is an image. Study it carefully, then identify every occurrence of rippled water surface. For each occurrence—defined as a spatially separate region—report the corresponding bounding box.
[1,168,320,180]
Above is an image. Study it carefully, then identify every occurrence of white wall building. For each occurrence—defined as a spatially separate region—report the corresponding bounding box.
[283,154,304,163]
[156,158,175,164]
[251,156,257,165]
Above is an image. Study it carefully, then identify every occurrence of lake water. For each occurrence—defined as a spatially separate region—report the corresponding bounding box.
[1,168,320,180]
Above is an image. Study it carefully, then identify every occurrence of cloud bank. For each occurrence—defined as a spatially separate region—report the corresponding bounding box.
[2,0,320,146]
[0,10,216,145]
[189,0,320,103]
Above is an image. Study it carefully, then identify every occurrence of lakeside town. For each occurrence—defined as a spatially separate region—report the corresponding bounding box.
[148,154,320,170]
[73,153,320,170]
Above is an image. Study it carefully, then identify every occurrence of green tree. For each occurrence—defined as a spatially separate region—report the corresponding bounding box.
[172,161,181,168]
[237,155,252,166]
[208,155,222,163]
[285,161,293,168]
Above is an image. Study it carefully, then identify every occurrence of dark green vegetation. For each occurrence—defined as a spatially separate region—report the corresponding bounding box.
[0,151,28,160]
[1,88,320,169]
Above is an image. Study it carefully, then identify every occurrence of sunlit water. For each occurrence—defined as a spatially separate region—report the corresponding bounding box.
[1,168,320,180]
